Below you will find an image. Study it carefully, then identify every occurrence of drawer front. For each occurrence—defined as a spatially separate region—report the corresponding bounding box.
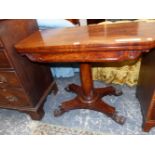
[0,88,30,108]
[152,91,155,100]
[0,71,22,88]
[148,99,155,119]
[0,49,12,68]
[0,39,3,48]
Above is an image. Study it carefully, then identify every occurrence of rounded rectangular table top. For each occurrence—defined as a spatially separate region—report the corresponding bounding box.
[15,21,155,53]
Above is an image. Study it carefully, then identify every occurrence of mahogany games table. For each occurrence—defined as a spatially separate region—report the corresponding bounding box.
[15,21,155,125]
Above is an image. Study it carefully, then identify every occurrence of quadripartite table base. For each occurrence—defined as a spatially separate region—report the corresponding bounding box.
[54,63,126,125]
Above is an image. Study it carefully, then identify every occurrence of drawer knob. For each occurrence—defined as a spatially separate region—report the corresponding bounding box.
[6,96,18,102]
[0,76,7,83]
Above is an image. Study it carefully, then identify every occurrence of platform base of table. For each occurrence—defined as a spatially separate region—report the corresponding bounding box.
[54,84,126,125]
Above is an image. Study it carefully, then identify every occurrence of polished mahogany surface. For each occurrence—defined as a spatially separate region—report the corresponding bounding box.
[15,20,155,128]
[15,21,155,63]
[15,21,155,52]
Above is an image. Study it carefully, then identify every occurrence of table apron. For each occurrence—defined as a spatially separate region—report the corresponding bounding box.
[25,51,143,63]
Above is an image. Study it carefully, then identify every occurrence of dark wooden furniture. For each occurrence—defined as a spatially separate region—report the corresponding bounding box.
[15,21,155,128]
[87,19,105,25]
[66,19,80,25]
[137,49,155,132]
[0,19,58,120]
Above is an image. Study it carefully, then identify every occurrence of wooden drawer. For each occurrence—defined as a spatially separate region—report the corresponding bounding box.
[152,91,155,100]
[0,39,3,48]
[0,49,12,68]
[148,99,155,119]
[0,71,22,88]
[0,87,30,108]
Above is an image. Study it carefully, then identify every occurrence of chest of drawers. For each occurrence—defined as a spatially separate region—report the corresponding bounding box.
[0,20,58,120]
[137,48,155,132]
[0,49,13,68]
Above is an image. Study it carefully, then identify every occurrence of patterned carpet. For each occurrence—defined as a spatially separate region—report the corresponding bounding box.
[30,121,104,135]
[0,73,155,134]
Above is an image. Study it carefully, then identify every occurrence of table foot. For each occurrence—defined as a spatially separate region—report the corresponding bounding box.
[114,88,123,96]
[54,108,65,117]
[112,112,126,125]
[54,97,80,116]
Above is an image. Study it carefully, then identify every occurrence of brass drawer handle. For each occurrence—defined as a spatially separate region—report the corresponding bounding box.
[5,96,18,102]
[0,76,7,83]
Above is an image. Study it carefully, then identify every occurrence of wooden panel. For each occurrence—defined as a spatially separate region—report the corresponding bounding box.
[66,19,79,25]
[148,99,155,120]
[0,49,12,68]
[0,39,3,48]
[0,19,58,120]
[152,91,155,100]
[137,48,155,119]
[87,19,105,25]
[0,71,22,88]
[0,19,53,106]
[0,88,30,108]
[25,50,142,63]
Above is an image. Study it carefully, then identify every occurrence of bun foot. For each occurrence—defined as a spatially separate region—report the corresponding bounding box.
[112,112,126,125]
[53,107,65,117]
[64,86,71,92]
[114,89,123,96]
